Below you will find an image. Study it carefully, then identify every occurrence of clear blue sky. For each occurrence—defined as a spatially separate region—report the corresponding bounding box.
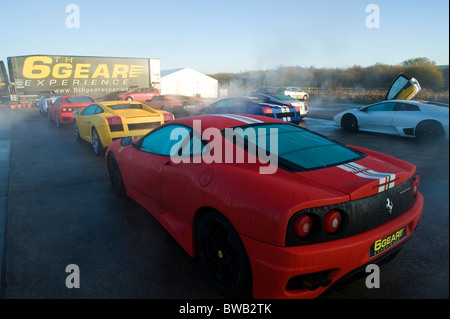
[0,0,448,74]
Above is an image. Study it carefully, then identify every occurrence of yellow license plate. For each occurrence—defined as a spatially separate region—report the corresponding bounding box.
[370,226,407,258]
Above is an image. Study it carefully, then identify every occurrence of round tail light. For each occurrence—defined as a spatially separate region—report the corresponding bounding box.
[323,210,342,234]
[412,175,420,197]
[294,214,313,238]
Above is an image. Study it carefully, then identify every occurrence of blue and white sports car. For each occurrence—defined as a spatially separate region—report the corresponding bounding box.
[249,93,309,118]
[38,95,61,114]
[199,96,302,124]
[333,74,449,142]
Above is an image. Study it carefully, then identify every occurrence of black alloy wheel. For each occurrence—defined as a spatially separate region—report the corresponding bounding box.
[196,211,252,298]
[107,154,126,196]
[341,114,358,132]
[415,120,445,144]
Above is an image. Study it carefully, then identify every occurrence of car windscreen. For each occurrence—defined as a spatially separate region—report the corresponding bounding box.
[224,123,365,171]
[108,103,143,110]
[67,97,95,103]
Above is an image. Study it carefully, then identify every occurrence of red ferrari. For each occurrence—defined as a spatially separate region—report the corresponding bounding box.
[48,95,96,127]
[105,114,423,299]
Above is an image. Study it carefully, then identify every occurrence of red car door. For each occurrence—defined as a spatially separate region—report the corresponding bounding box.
[120,124,192,215]
[121,148,167,214]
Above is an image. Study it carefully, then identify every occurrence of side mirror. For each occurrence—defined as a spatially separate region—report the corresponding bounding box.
[47,100,53,106]
[121,136,133,146]
[73,111,80,115]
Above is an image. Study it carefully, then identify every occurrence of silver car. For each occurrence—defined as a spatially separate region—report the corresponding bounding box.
[277,87,309,100]
[333,74,448,142]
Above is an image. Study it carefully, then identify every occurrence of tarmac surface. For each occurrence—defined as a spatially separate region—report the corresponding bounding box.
[0,101,448,300]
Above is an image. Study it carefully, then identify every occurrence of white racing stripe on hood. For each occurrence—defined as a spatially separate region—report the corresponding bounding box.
[338,162,397,193]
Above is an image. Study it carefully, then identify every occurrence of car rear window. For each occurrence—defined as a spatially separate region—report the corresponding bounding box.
[225,123,365,171]
[67,97,95,103]
[109,103,143,110]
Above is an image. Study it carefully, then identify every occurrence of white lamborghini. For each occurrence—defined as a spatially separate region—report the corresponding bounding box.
[334,74,449,142]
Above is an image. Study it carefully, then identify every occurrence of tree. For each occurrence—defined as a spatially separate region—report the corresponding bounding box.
[401,57,435,66]
[209,58,447,92]
[400,58,444,90]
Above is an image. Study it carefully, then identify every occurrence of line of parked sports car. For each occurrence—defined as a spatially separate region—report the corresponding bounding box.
[32,74,445,298]
[39,86,312,156]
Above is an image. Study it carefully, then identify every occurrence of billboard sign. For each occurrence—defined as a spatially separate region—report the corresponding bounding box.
[7,55,157,97]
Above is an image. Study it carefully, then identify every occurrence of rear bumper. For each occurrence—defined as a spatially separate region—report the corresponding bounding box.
[242,193,423,299]
[59,113,75,124]
[272,111,302,123]
[96,124,159,148]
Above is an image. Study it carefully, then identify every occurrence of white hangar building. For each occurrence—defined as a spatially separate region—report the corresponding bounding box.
[160,67,218,98]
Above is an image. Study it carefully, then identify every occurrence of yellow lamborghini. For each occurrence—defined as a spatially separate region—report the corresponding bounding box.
[73,101,174,155]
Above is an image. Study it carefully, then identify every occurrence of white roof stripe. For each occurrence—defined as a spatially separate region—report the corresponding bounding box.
[212,114,263,124]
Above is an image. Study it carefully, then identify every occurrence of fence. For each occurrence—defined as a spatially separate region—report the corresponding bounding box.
[302,87,449,103]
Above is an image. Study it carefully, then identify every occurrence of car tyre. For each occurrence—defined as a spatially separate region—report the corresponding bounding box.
[92,127,104,156]
[107,153,126,196]
[55,113,61,128]
[196,211,252,298]
[74,121,80,141]
[415,120,445,144]
[341,114,358,132]
[126,97,133,101]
